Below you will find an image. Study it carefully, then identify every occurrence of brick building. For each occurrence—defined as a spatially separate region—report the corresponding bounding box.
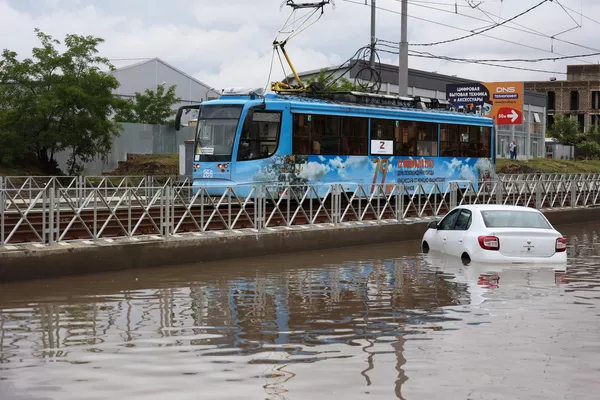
[525,65,600,133]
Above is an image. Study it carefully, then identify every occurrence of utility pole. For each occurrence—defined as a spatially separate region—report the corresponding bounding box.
[398,0,408,96]
[370,0,376,68]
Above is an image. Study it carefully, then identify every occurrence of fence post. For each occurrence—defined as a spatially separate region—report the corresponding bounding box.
[535,181,542,209]
[398,183,405,222]
[254,186,259,232]
[171,185,175,236]
[336,184,342,225]
[163,186,171,239]
[570,181,577,208]
[496,180,503,205]
[0,177,4,245]
[450,182,457,210]
[395,183,400,220]
[145,175,150,202]
[48,187,55,245]
[260,185,266,231]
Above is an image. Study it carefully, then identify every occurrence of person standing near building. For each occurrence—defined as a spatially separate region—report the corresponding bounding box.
[509,140,516,159]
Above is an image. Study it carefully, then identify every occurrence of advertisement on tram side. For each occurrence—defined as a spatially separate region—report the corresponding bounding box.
[235,154,496,194]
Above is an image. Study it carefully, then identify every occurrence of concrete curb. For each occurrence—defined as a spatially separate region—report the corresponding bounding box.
[1,207,599,283]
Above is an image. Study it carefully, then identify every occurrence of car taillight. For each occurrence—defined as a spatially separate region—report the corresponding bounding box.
[555,237,567,252]
[478,235,499,251]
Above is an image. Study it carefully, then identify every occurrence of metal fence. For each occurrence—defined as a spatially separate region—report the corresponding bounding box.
[2,174,600,245]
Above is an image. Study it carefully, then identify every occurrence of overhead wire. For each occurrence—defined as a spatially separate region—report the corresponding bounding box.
[263,48,277,94]
[270,3,326,88]
[554,0,581,27]
[407,0,503,7]
[320,43,383,93]
[376,43,600,63]
[376,46,568,74]
[275,7,321,41]
[342,0,598,65]
[561,2,600,27]
[399,0,600,53]
[409,0,550,46]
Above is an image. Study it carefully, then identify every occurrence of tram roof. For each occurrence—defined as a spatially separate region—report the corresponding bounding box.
[207,89,495,126]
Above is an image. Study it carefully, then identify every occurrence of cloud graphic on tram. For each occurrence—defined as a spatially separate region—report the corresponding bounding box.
[298,161,331,181]
[444,158,464,176]
[344,156,372,170]
[328,157,347,179]
[459,165,476,182]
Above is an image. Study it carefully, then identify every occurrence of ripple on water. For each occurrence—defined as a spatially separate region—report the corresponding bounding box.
[1,223,600,399]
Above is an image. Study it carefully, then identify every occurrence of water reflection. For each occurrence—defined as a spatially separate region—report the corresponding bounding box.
[1,223,600,399]
[421,252,566,306]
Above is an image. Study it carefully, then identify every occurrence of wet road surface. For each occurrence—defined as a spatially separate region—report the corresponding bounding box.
[1,222,599,399]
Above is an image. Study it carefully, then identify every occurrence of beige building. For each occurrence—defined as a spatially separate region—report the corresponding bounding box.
[525,64,600,133]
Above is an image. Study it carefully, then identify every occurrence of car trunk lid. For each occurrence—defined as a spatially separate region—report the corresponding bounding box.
[491,228,561,258]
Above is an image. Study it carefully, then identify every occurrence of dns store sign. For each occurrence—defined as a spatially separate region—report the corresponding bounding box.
[489,82,524,125]
[445,81,524,125]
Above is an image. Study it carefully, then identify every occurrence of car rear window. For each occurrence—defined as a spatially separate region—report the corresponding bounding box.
[480,210,552,229]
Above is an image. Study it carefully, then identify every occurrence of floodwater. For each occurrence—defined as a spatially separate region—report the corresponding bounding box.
[1,223,599,400]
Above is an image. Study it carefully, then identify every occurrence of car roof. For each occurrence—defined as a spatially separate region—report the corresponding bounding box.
[456,204,542,212]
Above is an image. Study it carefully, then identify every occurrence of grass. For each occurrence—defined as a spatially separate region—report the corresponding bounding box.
[111,155,600,176]
[4,154,600,177]
[496,158,600,174]
[0,162,49,177]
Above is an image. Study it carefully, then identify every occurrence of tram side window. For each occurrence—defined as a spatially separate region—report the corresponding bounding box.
[415,121,438,156]
[395,120,438,156]
[371,119,395,141]
[459,125,479,158]
[341,117,368,155]
[479,127,491,157]
[440,124,491,157]
[312,114,342,155]
[292,114,311,154]
[292,114,368,155]
[237,111,281,161]
[440,124,460,157]
[370,119,395,155]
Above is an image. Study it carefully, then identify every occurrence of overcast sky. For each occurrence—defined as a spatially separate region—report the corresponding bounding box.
[2,0,600,90]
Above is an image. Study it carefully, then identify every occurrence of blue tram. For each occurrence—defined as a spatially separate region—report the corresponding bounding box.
[181,88,495,197]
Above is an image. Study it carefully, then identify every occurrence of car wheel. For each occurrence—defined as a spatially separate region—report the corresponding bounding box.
[422,241,430,253]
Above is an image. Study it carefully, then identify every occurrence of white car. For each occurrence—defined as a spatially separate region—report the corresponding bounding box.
[421,204,568,264]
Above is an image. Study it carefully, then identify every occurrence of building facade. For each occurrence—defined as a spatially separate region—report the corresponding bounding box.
[525,64,600,134]
[54,58,220,175]
[110,58,221,124]
[290,61,547,159]
[545,138,575,160]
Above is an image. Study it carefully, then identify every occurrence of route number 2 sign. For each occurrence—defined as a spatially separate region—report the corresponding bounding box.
[371,140,393,155]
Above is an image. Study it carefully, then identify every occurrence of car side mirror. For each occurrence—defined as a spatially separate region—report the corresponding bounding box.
[428,221,438,229]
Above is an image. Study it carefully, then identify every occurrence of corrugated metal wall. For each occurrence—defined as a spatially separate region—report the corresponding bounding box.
[54,123,196,175]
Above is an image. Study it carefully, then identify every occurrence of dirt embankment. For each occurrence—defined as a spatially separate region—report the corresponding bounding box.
[102,154,179,176]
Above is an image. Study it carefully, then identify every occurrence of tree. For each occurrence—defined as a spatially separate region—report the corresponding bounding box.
[114,84,181,125]
[547,114,582,146]
[579,126,600,159]
[0,29,127,174]
[547,115,600,159]
[305,69,367,93]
